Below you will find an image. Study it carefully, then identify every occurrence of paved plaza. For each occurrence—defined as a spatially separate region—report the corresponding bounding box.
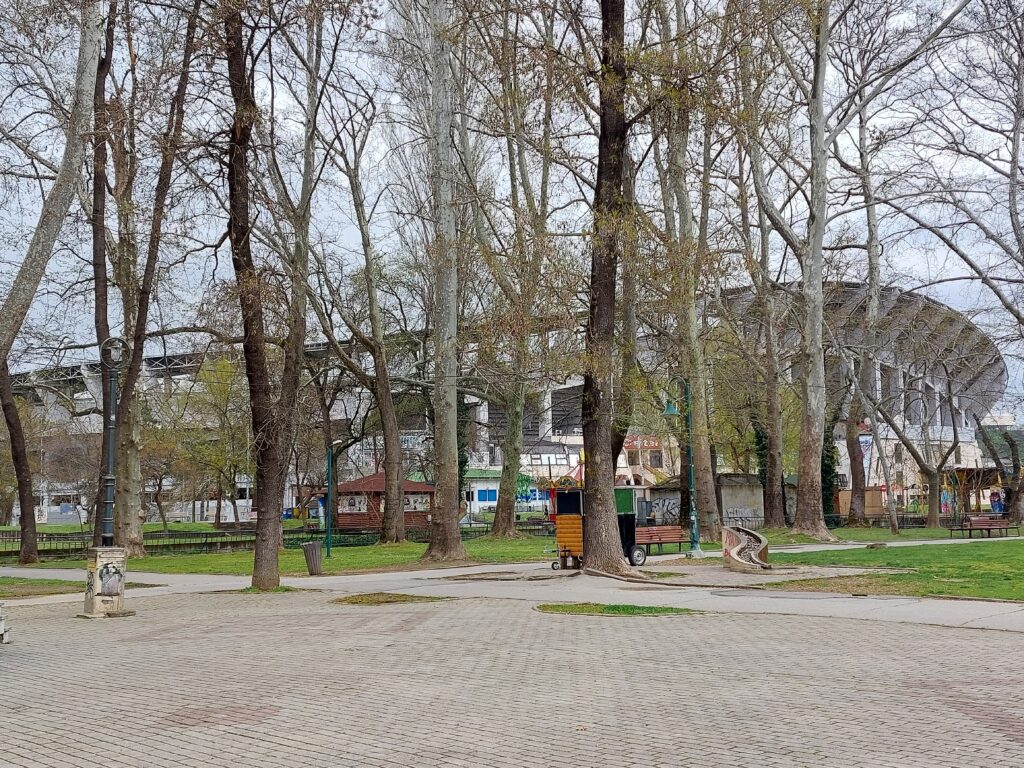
[3,584,1024,767]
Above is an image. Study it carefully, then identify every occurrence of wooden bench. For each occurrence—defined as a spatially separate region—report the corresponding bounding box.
[949,516,1021,538]
[635,525,688,554]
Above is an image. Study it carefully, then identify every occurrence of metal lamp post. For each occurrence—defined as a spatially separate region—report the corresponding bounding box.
[324,439,346,558]
[79,336,135,618]
[100,336,130,547]
[663,379,701,554]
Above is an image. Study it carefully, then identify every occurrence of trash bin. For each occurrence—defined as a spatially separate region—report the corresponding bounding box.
[300,541,323,575]
[617,513,645,566]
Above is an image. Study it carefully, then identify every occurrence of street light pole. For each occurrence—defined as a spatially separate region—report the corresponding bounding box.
[324,439,345,558]
[100,337,129,547]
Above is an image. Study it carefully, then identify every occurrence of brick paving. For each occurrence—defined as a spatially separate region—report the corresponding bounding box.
[2,592,1023,767]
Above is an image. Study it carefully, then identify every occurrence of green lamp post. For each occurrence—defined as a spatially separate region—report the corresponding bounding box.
[324,439,346,558]
[663,379,701,554]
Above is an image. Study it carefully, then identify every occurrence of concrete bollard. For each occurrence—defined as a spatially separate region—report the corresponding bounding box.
[0,601,10,644]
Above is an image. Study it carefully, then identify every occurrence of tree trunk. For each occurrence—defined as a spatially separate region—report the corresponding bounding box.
[224,1,289,589]
[582,0,629,575]
[114,399,145,556]
[343,161,406,544]
[927,469,942,527]
[845,409,867,526]
[214,492,222,529]
[1008,485,1024,524]
[492,391,524,538]
[0,361,37,564]
[762,405,785,528]
[792,4,833,542]
[761,209,786,530]
[111,0,201,523]
[0,0,102,361]
[375,362,406,544]
[677,413,691,527]
[689,377,720,543]
[154,479,169,533]
[0,495,12,527]
[422,0,466,562]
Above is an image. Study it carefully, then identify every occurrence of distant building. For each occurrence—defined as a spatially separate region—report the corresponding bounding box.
[332,473,435,530]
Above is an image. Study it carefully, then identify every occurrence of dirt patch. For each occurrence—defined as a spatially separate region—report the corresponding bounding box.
[332,592,449,606]
[443,570,579,582]
[768,574,921,597]
[658,556,723,567]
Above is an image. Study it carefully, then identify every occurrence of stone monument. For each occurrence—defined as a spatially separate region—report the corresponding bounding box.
[78,547,135,618]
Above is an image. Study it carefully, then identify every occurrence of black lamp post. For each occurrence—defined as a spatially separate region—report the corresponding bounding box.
[100,337,130,547]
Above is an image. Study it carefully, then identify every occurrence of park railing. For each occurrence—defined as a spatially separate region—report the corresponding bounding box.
[0,519,554,560]
[0,527,309,559]
[284,521,553,548]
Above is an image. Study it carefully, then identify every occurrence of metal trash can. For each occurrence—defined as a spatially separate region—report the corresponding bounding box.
[300,541,323,575]
[617,514,645,566]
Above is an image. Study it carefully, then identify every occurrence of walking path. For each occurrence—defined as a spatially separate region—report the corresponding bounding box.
[7,590,1022,768]
[5,535,1024,767]
[5,531,1024,632]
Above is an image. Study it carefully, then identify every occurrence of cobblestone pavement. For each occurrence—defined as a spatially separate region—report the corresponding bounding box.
[3,592,1024,768]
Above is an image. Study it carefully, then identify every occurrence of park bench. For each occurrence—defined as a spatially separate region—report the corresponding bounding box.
[949,516,1022,538]
[635,525,688,554]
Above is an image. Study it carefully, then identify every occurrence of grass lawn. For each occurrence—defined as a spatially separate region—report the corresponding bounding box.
[828,526,955,543]
[772,539,1024,601]
[536,602,696,616]
[32,536,557,576]
[0,577,163,599]
[333,592,448,605]
[664,528,953,551]
[0,577,84,599]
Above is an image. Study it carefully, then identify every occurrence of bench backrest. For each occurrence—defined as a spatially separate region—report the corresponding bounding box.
[636,525,686,543]
[968,516,1008,528]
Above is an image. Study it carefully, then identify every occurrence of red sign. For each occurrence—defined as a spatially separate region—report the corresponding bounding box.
[623,435,661,450]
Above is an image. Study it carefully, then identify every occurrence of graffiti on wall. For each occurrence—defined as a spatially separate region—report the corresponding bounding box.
[98,563,124,597]
[650,498,681,523]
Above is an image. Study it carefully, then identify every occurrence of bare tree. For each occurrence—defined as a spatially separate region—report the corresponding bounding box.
[420,0,467,561]
[579,0,630,574]
[0,0,102,360]
[222,0,309,588]
[0,361,37,563]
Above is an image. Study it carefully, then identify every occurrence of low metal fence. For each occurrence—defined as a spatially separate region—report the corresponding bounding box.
[286,522,552,548]
[1,520,553,560]
[0,527,309,559]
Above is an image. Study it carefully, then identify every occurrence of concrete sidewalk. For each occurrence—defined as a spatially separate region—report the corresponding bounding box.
[5,555,1024,632]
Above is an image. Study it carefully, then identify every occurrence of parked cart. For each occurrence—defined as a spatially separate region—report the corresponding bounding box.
[551,489,645,569]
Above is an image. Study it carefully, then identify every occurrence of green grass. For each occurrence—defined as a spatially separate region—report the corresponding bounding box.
[642,571,689,579]
[239,585,297,594]
[333,592,448,605]
[772,539,1024,601]
[756,527,955,545]
[652,527,902,550]
[0,577,83,599]
[0,577,162,599]
[30,536,556,576]
[536,602,696,616]
[827,526,955,543]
